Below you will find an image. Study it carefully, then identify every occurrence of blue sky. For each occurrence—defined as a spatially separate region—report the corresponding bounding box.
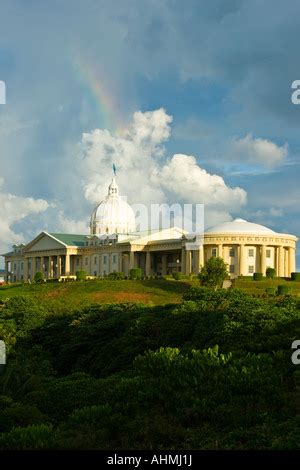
[0,0,300,266]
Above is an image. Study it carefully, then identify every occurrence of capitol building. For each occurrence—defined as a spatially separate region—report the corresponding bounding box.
[3,174,298,282]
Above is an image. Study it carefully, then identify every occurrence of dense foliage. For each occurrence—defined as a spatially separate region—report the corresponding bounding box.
[198,257,228,289]
[0,285,299,449]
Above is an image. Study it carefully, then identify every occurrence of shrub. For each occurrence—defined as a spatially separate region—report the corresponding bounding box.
[291,272,300,281]
[277,285,290,296]
[253,272,263,281]
[198,257,228,289]
[129,268,142,280]
[266,267,276,279]
[34,272,44,284]
[172,272,183,281]
[265,287,277,296]
[76,271,87,281]
[107,272,124,280]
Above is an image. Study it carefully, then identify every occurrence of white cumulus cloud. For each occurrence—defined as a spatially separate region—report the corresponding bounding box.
[231,133,288,168]
[74,109,247,228]
[0,178,49,254]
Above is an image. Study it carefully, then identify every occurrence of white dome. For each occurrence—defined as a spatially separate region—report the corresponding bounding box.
[205,218,275,234]
[90,177,136,235]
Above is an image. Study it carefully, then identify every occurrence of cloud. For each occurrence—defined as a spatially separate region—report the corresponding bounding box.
[0,178,49,254]
[230,134,288,168]
[75,109,247,227]
[57,211,89,234]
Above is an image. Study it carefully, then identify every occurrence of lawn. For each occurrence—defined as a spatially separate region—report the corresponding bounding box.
[233,277,300,296]
[0,279,194,312]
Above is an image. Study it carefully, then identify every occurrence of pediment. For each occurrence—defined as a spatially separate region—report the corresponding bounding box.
[24,232,67,253]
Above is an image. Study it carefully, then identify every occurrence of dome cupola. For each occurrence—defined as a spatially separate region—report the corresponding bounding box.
[90,174,136,235]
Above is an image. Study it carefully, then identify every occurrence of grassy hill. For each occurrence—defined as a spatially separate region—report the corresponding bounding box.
[0,279,195,313]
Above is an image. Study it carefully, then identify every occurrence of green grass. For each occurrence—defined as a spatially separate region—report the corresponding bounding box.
[0,279,195,312]
[233,277,300,296]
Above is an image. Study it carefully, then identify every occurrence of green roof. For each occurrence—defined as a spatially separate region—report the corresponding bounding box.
[50,233,87,247]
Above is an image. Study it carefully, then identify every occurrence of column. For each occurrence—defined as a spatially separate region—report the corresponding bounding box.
[65,253,70,276]
[181,247,186,274]
[57,255,61,277]
[239,244,246,276]
[129,251,135,271]
[146,252,151,276]
[199,245,204,268]
[275,246,279,276]
[5,261,9,282]
[161,253,167,275]
[278,246,285,277]
[40,257,44,276]
[118,253,123,273]
[185,249,191,275]
[24,258,29,281]
[32,257,36,279]
[288,247,296,277]
[49,256,54,278]
[194,250,200,274]
[217,244,223,258]
[260,245,266,276]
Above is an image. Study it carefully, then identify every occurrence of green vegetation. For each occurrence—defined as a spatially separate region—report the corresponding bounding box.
[172,272,183,281]
[198,257,228,289]
[0,280,299,450]
[34,272,44,284]
[291,272,300,281]
[253,272,263,281]
[129,268,142,280]
[277,285,290,296]
[76,271,87,281]
[266,267,276,279]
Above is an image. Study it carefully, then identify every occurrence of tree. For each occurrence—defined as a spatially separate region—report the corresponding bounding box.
[34,272,44,284]
[198,256,228,289]
[266,267,276,279]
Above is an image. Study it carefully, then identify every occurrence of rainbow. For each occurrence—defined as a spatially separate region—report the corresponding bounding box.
[71,54,124,134]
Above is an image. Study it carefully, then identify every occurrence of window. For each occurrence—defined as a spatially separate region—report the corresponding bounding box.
[14,263,16,270]
[229,265,235,274]
[94,271,97,276]
[112,255,117,264]
[21,262,24,270]
[94,257,97,265]
[248,249,254,257]
[103,256,107,265]
[229,248,235,257]
[85,258,88,266]
[211,248,217,257]
[248,265,254,274]
[76,258,80,266]
[266,249,271,258]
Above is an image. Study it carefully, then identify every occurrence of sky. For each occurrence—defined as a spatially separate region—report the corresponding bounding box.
[1,0,300,267]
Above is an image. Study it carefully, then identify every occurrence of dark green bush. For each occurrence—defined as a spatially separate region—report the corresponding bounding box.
[265,287,277,296]
[76,271,87,281]
[277,285,290,296]
[291,272,300,281]
[34,272,44,284]
[129,268,142,280]
[172,272,183,281]
[253,272,263,281]
[107,272,124,280]
[266,267,276,279]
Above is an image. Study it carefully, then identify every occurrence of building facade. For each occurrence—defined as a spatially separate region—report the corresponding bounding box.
[2,177,298,281]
